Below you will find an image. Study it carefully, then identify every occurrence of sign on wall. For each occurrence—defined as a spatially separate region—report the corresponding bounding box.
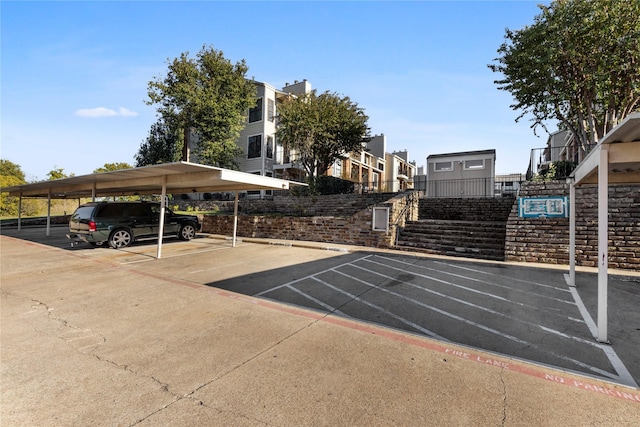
[372,207,390,231]
[518,196,569,218]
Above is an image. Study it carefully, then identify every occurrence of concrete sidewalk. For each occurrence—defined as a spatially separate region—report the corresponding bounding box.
[1,233,639,426]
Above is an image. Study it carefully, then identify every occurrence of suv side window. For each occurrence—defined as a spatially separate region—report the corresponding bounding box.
[129,203,150,217]
[98,204,126,218]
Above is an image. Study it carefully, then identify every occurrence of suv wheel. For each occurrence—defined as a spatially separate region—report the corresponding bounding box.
[109,229,133,248]
[178,223,196,241]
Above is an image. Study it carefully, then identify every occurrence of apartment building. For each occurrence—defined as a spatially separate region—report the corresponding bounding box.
[187,78,417,199]
[327,134,416,193]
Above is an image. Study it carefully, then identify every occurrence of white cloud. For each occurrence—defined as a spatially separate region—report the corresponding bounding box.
[75,107,139,118]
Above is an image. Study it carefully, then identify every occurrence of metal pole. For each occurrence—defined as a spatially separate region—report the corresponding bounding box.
[569,182,576,286]
[232,191,239,247]
[46,189,51,237]
[156,177,167,259]
[597,147,609,343]
[18,196,22,231]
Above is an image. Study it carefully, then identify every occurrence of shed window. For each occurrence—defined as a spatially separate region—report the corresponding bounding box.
[434,161,453,172]
[464,159,485,170]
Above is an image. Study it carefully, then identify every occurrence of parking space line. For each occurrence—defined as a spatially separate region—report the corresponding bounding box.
[310,275,449,341]
[567,283,638,388]
[253,254,375,297]
[253,252,630,385]
[333,265,621,382]
[365,257,569,314]
[350,262,595,346]
[379,256,574,306]
[434,260,570,293]
[284,284,351,318]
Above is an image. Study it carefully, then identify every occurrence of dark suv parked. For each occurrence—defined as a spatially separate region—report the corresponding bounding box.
[68,201,201,248]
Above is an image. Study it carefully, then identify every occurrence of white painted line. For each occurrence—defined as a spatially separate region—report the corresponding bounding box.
[333,265,621,382]
[434,260,570,292]
[310,275,449,342]
[348,262,597,348]
[565,276,639,388]
[253,254,374,297]
[285,284,351,318]
[376,255,574,306]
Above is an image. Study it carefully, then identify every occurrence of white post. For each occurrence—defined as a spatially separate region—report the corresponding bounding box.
[18,196,22,231]
[597,147,609,343]
[156,177,167,259]
[232,191,239,247]
[46,189,51,237]
[569,182,576,286]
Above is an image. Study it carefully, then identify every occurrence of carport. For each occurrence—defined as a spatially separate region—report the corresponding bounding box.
[2,162,306,258]
[567,112,640,343]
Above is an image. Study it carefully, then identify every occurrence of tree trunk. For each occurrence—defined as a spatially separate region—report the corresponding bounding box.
[182,127,190,162]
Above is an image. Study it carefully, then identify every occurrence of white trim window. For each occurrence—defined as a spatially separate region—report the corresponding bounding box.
[434,161,453,172]
[248,134,262,158]
[249,97,263,123]
[464,159,485,170]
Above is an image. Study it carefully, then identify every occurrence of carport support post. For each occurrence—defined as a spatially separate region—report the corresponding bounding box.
[46,189,51,237]
[597,146,609,343]
[568,181,576,286]
[156,177,167,259]
[17,196,22,231]
[232,191,239,247]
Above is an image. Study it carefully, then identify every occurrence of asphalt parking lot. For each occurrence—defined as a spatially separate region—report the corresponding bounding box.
[2,225,640,425]
[211,247,640,388]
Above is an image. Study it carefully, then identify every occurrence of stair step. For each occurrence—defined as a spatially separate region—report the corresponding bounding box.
[396,218,507,262]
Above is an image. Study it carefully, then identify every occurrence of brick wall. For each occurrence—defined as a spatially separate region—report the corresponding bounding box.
[505,182,640,271]
[202,192,419,248]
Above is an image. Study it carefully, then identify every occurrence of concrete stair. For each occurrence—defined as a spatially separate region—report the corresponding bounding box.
[396,219,507,261]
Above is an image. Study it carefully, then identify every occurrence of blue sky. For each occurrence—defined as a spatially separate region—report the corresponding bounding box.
[2,0,551,181]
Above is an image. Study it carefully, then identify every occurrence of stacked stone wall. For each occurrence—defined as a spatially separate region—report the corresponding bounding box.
[174,192,397,217]
[201,192,419,249]
[505,182,640,270]
[419,197,515,222]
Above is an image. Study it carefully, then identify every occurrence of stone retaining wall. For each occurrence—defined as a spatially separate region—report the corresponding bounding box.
[202,192,419,248]
[505,182,640,270]
[419,197,515,222]
[175,192,398,217]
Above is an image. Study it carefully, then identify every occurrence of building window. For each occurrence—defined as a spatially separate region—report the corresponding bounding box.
[249,98,263,123]
[267,99,275,122]
[266,136,274,159]
[464,159,485,170]
[434,161,453,172]
[333,159,342,177]
[248,135,262,158]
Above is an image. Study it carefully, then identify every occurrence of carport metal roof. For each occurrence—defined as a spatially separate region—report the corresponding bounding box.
[2,162,306,259]
[1,161,302,198]
[566,112,640,344]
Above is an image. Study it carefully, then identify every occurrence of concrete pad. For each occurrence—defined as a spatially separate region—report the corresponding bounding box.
[1,232,639,426]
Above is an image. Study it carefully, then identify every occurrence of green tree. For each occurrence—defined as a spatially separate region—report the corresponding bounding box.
[47,167,73,180]
[135,118,182,166]
[146,45,256,168]
[0,159,26,216]
[93,162,133,173]
[489,0,640,151]
[276,90,370,182]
